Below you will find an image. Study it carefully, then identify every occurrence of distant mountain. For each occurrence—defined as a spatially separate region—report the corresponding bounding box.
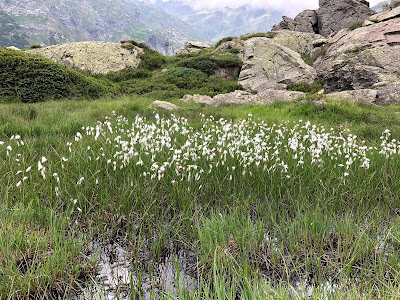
[0,0,206,54]
[0,10,29,49]
[371,0,390,12]
[154,0,283,42]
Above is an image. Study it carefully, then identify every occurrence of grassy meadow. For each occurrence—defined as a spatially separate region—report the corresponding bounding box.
[2,95,400,299]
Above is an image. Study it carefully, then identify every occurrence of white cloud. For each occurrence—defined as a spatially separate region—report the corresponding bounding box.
[159,0,385,17]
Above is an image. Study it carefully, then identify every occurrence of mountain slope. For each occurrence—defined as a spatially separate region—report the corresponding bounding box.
[154,0,283,42]
[0,10,30,49]
[0,0,206,54]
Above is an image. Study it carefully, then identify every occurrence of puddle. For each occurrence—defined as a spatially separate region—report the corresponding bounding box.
[75,240,198,299]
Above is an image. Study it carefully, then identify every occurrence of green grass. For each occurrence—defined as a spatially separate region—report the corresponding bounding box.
[2,96,400,299]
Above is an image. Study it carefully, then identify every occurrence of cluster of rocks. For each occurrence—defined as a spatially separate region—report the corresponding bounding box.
[272,0,375,37]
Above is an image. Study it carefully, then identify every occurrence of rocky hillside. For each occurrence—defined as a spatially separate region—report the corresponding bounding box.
[0,0,206,54]
[154,0,283,42]
[0,10,29,49]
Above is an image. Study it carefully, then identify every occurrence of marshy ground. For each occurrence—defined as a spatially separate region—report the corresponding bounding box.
[2,96,400,299]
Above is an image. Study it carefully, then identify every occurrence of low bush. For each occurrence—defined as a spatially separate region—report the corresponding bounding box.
[121,40,166,71]
[349,20,364,31]
[28,44,42,49]
[105,68,151,82]
[240,32,277,41]
[0,48,109,103]
[287,81,324,94]
[158,67,208,89]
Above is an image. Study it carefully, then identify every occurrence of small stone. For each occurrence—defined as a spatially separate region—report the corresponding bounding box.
[149,101,179,111]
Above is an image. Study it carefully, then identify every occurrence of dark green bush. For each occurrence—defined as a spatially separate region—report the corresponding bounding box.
[177,54,242,76]
[159,67,208,89]
[349,20,364,31]
[228,48,240,54]
[105,68,151,82]
[287,81,323,94]
[121,40,166,71]
[0,48,108,103]
[28,44,42,49]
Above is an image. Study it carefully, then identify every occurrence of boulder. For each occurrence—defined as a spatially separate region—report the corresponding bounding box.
[181,94,213,105]
[175,41,210,55]
[317,0,375,37]
[216,39,244,52]
[326,89,378,103]
[392,0,400,9]
[181,90,306,107]
[6,46,21,51]
[149,101,179,111]
[27,42,143,74]
[239,37,317,93]
[314,17,400,105]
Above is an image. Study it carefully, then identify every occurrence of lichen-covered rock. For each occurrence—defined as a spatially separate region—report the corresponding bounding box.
[175,41,210,55]
[149,101,179,111]
[181,94,213,105]
[181,90,305,107]
[216,39,244,52]
[270,31,324,55]
[211,67,241,79]
[327,89,378,103]
[239,37,317,93]
[314,17,400,104]
[27,42,143,74]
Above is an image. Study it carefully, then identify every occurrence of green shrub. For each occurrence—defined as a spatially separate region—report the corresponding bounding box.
[240,32,277,41]
[121,40,166,71]
[311,43,333,62]
[105,68,151,82]
[228,48,240,54]
[159,67,208,89]
[214,36,235,49]
[28,44,42,49]
[301,54,313,66]
[176,54,242,76]
[349,20,364,31]
[287,81,323,94]
[0,48,108,103]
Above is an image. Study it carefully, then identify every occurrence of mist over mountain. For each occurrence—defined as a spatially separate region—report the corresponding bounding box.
[154,0,283,41]
[0,0,206,54]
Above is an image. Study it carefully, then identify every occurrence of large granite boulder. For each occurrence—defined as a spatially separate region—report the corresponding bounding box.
[27,42,143,74]
[175,41,210,55]
[239,37,317,93]
[314,17,400,104]
[317,0,375,37]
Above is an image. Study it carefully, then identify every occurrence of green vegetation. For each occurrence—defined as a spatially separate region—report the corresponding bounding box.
[287,80,324,94]
[349,20,364,30]
[311,42,334,62]
[0,48,109,103]
[0,10,30,49]
[213,36,235,48]
[301,53,313,66]
[2,97,400,299]
[0,41,242,103]
[240,32,277,40]
[28,44,42,49]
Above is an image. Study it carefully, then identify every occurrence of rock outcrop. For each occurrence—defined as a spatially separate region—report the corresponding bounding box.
[28,42,143,74]
[314,16,400,104]
[181,90,306,107]
[238,37,317,93]
[175,41,210,54]
[273,0,375,37]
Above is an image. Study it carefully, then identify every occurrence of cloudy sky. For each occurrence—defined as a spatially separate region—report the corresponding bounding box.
[162,0,384,17]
